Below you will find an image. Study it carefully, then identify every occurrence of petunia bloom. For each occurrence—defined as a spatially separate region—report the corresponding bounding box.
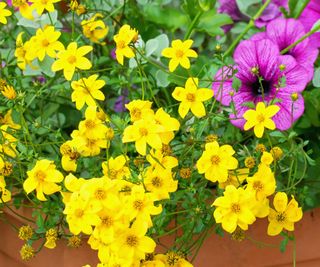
[212,39,309,131]
[252,18,318,81]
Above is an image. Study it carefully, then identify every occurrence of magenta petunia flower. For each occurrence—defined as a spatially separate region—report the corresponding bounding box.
[251,18,318,82]
[299,0,320,48]
[213,39,308,130]
[218,0,287,31]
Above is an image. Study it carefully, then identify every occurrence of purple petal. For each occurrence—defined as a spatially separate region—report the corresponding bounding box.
[255,3,282,28]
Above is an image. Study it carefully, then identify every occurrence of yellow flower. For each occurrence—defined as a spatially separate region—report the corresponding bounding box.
[20,244,35,261]
[244,156,255,169]
[81,13,108,44]
[114,24,137,65]
[31,26,64,61]
[0,125,18,157]
[155,252,193,267]
[243,102,279,138]
[260,151,273,166]
[12,0,34,20]
[15,32,34,70]
[51,42,92,81]
[212,185,256,233]
[18,225,34,241]
[78,106,108,139]
[30,0,61,15]
[102,155,130,180]
[197,141,238,183]
[144,167,178,200]
[146,149,178,171]
[0,2,12,24]
[111,220,156,262]
[0,176,11,202]
[246,164,276,200]
[1,85,17,100]
[60,140,80,172]
[162,39,198,72]
[267,192,303,236]
[154,108,180,144]
[270,146,283,160]
[23,159,64,201]
[172,77,213,118]
[71,74,105,110]
[122,117,164,156]
[125,100,153,122]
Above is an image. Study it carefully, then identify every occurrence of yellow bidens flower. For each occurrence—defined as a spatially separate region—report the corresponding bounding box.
[197,141,238,183]
[172,77,213,119]
[30,26,64,61]
[243,102,280,138]
[51,42,92,81]
[270,146,283,160]
[162,39,198,72]
[154,252,193,267]
[71,74,106,110]
[20,244,35,261]
[18,225,34,241]
[29,0,61,15]
[0,2,12,24]
[213,185,256,233]
[44,228,58,249]
[114,24,138,65]
[81,13,108,44]
[23,159,64,201]
[15,32,33,70]
[267,192,303,236]
[0,176,11,202]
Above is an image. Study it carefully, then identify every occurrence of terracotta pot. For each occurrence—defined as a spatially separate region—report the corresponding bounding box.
[1,207,319,266]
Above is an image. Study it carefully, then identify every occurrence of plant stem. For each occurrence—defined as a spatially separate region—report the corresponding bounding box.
[184,11,203,40]
[223,0,271,57]
[281,23,320,54]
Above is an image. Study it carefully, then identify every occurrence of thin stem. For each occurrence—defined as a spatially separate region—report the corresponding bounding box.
[281,23,320,54]
[223,0,271,57]
[184,11,203,40]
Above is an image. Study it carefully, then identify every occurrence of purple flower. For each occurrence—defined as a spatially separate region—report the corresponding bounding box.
[299,0,320,48]
[7,0,12,6]
[213,39,308,130]
[114,90,129,113]
[218,0,287,31]
[252,18,318,82]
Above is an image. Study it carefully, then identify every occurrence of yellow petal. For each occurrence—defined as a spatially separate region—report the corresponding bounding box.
[273,192,288,212]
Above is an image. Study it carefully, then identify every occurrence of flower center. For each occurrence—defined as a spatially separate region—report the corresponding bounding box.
[253,181,264,192]
[94,189,106,200]
[211,155,221,165]
[151,176,162,188]
[42,39,50,47]
[256,114,265,123]
[126,235,138,247]
[68,55,77,64]
[133,200,144,211]
[131,108,141,120]
[175,49,184,59]
[252,79,271,96]
[85,119,95,129]
[117,40,126,49]
[35,170,46,182]
[276,212,286,222]
[139,127,148,136]
[108,169,117,179]
[186,93,195,102]
[41,0,48,4]
[231,203,241,213]
[75,209,84,218]
[101,216,113,227]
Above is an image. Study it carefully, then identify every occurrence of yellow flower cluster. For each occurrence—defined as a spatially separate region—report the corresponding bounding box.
[81,13,108,44]
[210,149,302,236]
[62,147,179,265]
[122,100,180,156]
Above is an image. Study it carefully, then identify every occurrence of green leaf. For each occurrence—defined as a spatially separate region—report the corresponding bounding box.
[143,4,189,30]
[312,68,320,87]
[197,11,233,36]
[241,101,255,109]
[289,0,310,18]
[198,0,216,11]
[236,0,261,16]
[155,70,170,87]
[311,19,320,32]
[280,236,289,252]
[232,77,242,91]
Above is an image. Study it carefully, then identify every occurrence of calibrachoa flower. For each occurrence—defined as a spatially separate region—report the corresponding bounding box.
[172,77,213,119]
[213,39,308,130]
[252,18,318,81]
[81,13,108,44]
[243,102,279,138]
[114,24,138,65]
[29,0,61,15]
[0,2,12,24]
[162,39,198,72]
[23,159,64,201]
[71,74,106,110]
[51,42,93,81]
[197,141,238,183]
[267,192,303,236]
[212,185,256,233]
